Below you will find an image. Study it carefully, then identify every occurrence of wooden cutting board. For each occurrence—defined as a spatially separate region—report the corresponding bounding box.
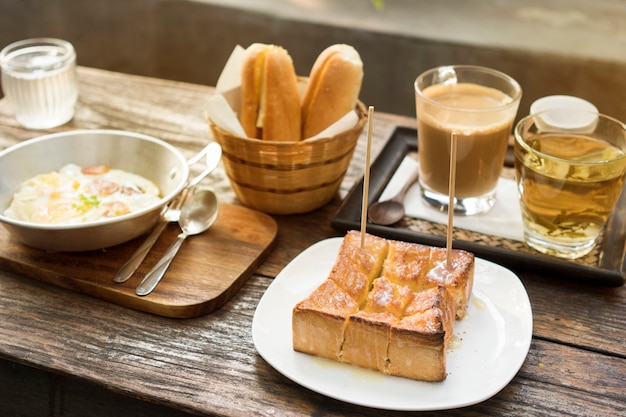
[0,203,277,318]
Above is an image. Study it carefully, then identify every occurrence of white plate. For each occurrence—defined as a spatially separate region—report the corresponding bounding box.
[252,237,533,411]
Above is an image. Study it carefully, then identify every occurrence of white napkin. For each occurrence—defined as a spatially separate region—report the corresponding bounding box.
[378,157,525,241]
[206,45,246,137]
[215,44,245,113]
[205,94,247,138]
[216,45,245,92]
[206,45,359,141]
[305,110,359,141]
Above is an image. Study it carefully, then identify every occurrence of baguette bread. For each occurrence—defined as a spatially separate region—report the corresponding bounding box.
[239,43,302,141]
[292,231,474,382]
[301,44,364,139]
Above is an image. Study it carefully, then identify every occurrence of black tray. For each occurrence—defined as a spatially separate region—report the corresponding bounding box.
[332,126,625,287]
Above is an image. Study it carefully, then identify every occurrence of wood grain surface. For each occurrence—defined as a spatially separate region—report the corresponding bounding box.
[0,203,277,318]
[0,67,624,417]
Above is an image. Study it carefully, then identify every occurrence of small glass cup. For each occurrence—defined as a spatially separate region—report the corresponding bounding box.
[415,65,522,215]
[0,38,78,129]
[514,109,626,259]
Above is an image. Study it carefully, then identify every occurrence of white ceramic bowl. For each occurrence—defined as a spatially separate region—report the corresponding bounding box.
[0,130,189,251]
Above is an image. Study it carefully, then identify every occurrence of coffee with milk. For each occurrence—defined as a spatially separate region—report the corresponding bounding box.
[417,82,514,198]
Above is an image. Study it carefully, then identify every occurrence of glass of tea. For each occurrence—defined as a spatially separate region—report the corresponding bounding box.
[514,109,626,259]
[415,65,522,215]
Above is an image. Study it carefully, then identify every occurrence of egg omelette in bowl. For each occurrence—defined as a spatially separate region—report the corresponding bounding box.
[4,164,161,225]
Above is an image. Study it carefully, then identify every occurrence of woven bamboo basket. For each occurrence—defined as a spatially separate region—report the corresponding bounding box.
[209,101,367,215]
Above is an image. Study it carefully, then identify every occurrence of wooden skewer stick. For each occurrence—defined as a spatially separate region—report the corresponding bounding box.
[446,131,458,268]
[360,106,375,248]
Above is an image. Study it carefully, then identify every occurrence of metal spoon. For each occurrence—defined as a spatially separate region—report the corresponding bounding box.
[368,169,419,225]
[135,189,219,296]
[113,142,222,283]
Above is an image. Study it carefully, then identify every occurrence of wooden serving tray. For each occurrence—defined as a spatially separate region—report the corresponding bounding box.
[0,203,278,318]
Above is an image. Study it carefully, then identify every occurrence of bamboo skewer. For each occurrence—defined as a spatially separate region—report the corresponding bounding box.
[360,106,375,248]
[446,131,458,268]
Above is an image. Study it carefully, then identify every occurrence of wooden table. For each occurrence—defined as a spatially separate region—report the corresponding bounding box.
[0,67,624,416]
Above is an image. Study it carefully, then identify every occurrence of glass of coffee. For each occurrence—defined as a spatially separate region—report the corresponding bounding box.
[415,65,522,215]
[514,109,626,259]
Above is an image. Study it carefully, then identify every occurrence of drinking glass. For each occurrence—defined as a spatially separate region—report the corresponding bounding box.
[0,38,78,129]
[514,109,626,259]
[415,65,521,215]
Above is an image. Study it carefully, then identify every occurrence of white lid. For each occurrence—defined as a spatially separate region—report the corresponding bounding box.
[530,95,598,131]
